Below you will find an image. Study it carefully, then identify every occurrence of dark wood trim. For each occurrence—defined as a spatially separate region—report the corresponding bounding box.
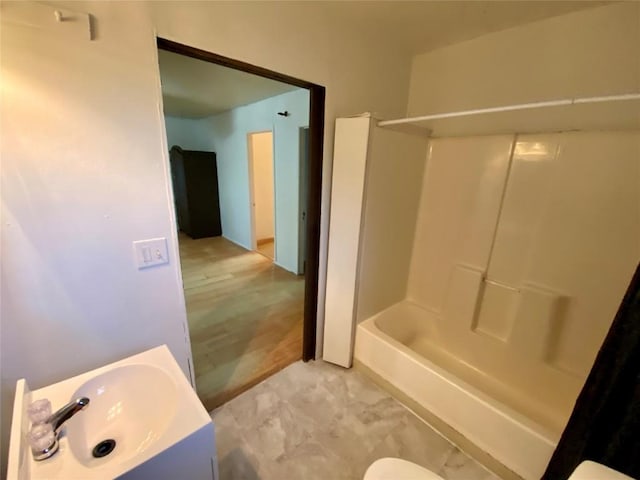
[302,86,325,361]
[157,38,318,90]
[156,38,325,362]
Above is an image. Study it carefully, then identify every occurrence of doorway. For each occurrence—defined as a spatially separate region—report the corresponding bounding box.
[248,131,276,260]
[157,38,325,410]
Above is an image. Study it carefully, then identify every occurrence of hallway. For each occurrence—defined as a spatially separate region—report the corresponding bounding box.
[179,234,304,410]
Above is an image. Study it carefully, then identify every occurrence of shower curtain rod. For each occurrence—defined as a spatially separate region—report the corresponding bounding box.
[377,92,640,127]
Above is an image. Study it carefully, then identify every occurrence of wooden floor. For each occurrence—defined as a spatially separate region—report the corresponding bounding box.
[178,233,304,411]
[257,239,275,259]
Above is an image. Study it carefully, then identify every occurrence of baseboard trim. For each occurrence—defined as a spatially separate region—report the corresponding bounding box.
[222,235,251,251]
[257,237,274,246]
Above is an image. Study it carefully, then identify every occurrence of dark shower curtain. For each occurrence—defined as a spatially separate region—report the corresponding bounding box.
[542,262,640,480]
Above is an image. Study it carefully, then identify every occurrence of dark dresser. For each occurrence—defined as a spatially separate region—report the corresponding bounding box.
[169,146,222,239]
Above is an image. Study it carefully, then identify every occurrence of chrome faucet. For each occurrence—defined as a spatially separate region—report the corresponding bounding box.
[32,397,90,461]
[48,397,90,434]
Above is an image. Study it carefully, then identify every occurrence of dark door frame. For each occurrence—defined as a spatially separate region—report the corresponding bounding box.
[157,37,325,362]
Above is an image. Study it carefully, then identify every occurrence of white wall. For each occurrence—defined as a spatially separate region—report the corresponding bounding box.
[0,1,413,469]
[250,132,275,242]
[164,115,211,151]
[0,2,192,471]
[356,126,428,322]
[407,2,640,116]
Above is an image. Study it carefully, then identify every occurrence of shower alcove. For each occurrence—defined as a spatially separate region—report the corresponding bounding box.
[322,96,640,480]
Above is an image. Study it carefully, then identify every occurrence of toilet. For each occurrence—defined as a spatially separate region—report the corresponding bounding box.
[364,458,444,480]
[363,458,636,480]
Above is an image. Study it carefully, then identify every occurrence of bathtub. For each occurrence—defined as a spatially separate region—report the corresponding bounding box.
[354,300,560,480]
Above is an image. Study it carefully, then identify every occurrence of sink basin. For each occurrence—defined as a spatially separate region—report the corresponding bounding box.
[67,364,178,468]
[7,346,216,480]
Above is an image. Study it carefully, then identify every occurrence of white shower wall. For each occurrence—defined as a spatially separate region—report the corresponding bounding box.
[486,132,640,377]
[407,135,514,312]
[405,131,640,428]
[386,1,640,430]
[348,4,640,473]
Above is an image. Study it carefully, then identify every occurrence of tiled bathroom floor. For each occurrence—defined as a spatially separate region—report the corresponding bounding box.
[211,360,501,480]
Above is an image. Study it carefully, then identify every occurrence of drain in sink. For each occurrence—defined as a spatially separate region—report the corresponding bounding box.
[92,439,116,458]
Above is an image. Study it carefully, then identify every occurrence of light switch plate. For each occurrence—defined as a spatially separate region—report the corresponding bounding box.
[133,237,169,269]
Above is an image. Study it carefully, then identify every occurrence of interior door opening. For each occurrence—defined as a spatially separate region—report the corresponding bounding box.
[248,131,276,261]
[157,37,325,411]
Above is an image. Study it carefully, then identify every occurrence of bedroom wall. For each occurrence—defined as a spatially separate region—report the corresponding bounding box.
[164,115,211,151]
[204,89,309,273]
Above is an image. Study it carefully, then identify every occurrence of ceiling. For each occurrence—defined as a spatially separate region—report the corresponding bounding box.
[158,50,298,118]
[158,1,607,119]
[325,1,608,55]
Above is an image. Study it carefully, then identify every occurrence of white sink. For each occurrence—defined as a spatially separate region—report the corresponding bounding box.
[7,346,217,480]
[67,364,178,468]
